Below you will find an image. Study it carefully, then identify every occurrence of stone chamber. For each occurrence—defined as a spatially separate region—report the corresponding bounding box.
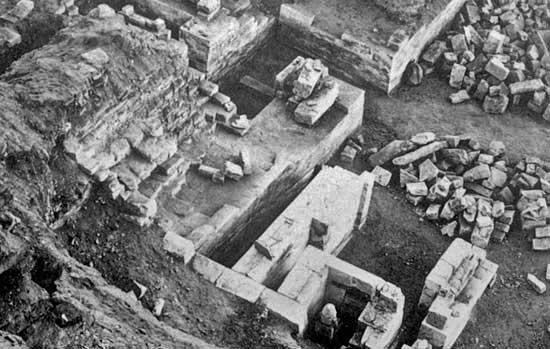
[0,0,549,349]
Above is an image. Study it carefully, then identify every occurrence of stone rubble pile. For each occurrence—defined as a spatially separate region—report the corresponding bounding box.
[416,0,550,118]
[195,148,251,184]
[357,132,550,250]
[275,56,340,126]
[200,80,251,136]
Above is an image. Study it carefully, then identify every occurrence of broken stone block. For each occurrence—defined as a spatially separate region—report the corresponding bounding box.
[369,140,416,166]
[451,34,468,54]
[441,148,469,166]
[400,169,419,188]
[120,4,134,16]
[533,237,550,251]
[535,226,550,238]
[441,221,458,237]
[294,79,339,126]
[471,215,494,248]
[293,59,325,99]
[393,141,448,167]
[340,145,357,164]
[411,132,436,145]
[198,164,222,180]
[163,233,195,264]
[422,40,447,65]
[449,64,467,88]
[89,4,116,18]
[473,79,490,100]
[372,166,392,186]
[81,48,110,67]
[483,30,506,54]
[223,161,244,181]
[485,58,510,80]
[126,191,157,218]
[199,80,219,97]
[527,273,546,294]
[478,154,494,165]
[492,201,505,218]
[407,182,428,196]
[426,204,441,220]
[509,79,545,94]
[463,164,491,182]
[239,148,252,175]
[419,159,439,182]
[483,95,509,114]
[197,0,221,14]
[449,90,470,104]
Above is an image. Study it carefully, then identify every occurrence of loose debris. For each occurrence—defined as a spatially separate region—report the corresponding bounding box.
[419,0,550,119]
[348,131,550,250]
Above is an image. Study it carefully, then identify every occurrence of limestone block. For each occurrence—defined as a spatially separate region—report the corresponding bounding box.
[216,268,265,303]
[163,233,195,264]
[419,159,439,182]
[369,140,416,167]
[483,30,505,54]
[223,161,244,181]
[533,237,550,251]
[280,4,315,28]
[372,166,392,186]
[392,141,448,166]
[449,64,466,89]
[527,273,546,294]
[485,58,510,81]
[258,288,308,334]
[209,204,239,230]
[509,79,545,94]
[192,253,225,283]
[535,226,550,238]
[406,182,428,196]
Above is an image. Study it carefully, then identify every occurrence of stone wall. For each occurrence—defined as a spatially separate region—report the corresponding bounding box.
[179,9,276,80]
[278,0,467,93]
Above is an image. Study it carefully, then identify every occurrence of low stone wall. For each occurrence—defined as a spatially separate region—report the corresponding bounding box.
[205,79,365,265]
[232,166,375,288]
[417,238,498,348]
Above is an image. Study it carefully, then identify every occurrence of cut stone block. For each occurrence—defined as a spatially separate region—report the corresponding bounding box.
[294,79,339,126]
[393,141,448,166]
[485,58,510,81]
[533,237,550,251]
[407,182,428,196]
[163,233,195,264]
[419,159,439,182]
[509,79,545,94]
[223,161,244,181]
[258,288,308,335]
[372,166,392,186]
[527,273,546,294]
[192,253,225,283]
[369,140,416,166]
[216,268,266,303]
[280,3,315,28]
[449,64,467,89]
[535,226,550,238]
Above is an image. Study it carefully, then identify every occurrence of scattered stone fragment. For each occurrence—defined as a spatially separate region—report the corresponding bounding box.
[223,161,244,181]
[426,204,441,220]
[449,64,467,88]
[341,145,357,164]
[441,221,457,237]
[527,273,546,294]
[449,90,470,104]
[239,148,252,175]
[419,159,439,182]
[372,166,392,186]
[153,298,165,317]
[407,182,428,196]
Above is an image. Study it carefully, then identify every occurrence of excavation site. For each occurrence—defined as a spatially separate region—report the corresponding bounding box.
[0,0,549,348]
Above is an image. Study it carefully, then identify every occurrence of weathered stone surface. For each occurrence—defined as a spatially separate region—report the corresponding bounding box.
[509,79,545,95]
[163,233,195,264]
[407,182,428,196]
[393,141,448,167]
[295,79,339,126]
[369,140,416,166]
[482,95,509,114]
[372,166,392,186]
